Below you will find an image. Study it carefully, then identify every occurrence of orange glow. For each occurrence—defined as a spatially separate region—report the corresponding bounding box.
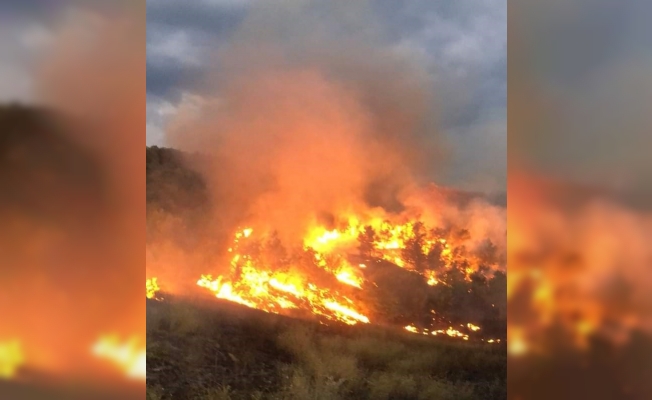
[403,324,475,341]
[425,270,439,286]
[507,329,528,356]
[322,300,370,324]
[0,340,24,379]
[91,335,145,380]
[507,173,652,356]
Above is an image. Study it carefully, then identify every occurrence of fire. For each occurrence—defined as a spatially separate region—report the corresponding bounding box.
[301,217,491,284]
[424,270,438,286]
[467,323,481,332]
[335,267,363,289]
[197,228,370,325]
[403,324,479,341]
[196,214,502,336]
[507,174,652,355]
[197,268,369,326]
[146,277,160,299]
[322,301,370,324]
[0,340,24,379]
[197,275,257,309]
[507,329,528,356]
[91,335,145,380]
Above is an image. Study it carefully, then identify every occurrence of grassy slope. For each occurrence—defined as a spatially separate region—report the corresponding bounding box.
[146,294,506,400]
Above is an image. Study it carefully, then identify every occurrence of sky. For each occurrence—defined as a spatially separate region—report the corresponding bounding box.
[2,0,651,196]
[3,0,650,196]
[0,0,507,194]
[146,0,507,194]
[510,0,652,203]
[0,1,136,103]
[0,1,61,103]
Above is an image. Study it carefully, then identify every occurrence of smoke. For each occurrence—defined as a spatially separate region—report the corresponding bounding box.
[0,2,144,388]
[508,171,652,349]
[165,0,441,245]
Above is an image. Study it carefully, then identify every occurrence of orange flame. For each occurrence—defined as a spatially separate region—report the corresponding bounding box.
[91,335,145,380]
[146,277,160,299]
[195,218,501,336]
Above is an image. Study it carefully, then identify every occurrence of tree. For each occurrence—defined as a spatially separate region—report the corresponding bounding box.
[357,225,378,260]
[426,241,446,271]
[476,238,499,266]
[402,222,428,272]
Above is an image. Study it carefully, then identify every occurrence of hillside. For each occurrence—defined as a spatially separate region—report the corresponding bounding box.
[146,145,507,399]
[147,294,506,400]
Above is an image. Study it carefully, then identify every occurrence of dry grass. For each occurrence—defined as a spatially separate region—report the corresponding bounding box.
[146,296,506,399]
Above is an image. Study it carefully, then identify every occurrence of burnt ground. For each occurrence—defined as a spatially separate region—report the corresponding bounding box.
[146,293,506,400]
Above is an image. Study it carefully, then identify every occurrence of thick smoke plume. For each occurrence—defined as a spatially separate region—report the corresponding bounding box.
[164,1,443,241]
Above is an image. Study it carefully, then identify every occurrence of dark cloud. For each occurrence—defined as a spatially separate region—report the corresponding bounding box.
[146,0,246,35]
[145,60,205,102]
[516,0,643,87]
[145,1,246,100]
[510,0,652,201]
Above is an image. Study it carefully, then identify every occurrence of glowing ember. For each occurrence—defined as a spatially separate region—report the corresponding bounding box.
[146,277,160,299]
[403,324,473,340]
[507,329,528,356]
[467,323,481,332]
[424,270,438,286]
[403,318,484,341]
[0,340,23,379]
[92,335,145,380]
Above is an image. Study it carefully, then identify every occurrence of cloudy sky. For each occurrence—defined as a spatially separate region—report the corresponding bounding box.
[146,0,507,193]
[2,1,650,196]
[0,0,137,103]
[511,0,652,202]
[0,1,62,103]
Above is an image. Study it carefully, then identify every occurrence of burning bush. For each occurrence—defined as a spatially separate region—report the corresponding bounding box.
[147,149,506,342]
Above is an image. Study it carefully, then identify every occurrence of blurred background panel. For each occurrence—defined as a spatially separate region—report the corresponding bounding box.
[0,1,144,398]
[508,0,652,399]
